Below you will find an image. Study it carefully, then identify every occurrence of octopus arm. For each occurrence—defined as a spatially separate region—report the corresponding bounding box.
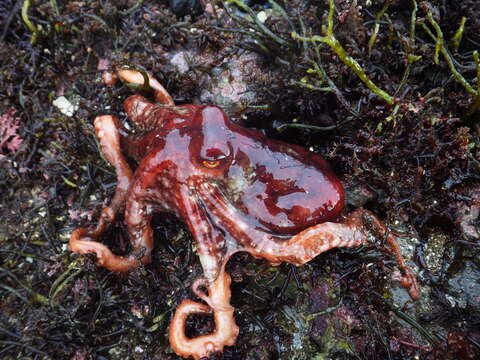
[177,185,226,281]
[197,183,419,299]
[166,187,242,359]
[117,69,174,105]
[69,115,140,272]
[169,268,239,360]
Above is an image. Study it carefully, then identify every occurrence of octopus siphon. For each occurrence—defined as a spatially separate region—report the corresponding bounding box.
[70,68,419,360]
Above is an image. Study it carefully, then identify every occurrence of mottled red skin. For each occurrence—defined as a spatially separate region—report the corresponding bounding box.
[69,69,419,360]
[116,96,345,278]
[125,102,344,234]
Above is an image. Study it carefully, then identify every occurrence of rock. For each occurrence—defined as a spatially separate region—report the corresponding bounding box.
[169,0,204,17]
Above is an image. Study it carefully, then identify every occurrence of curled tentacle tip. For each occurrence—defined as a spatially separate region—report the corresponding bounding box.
[394,269,420,300]
[401,274,420,300]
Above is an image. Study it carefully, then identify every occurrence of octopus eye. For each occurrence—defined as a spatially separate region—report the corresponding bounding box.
[202,160,221,168]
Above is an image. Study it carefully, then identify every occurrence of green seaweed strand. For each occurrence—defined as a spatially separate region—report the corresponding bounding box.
[465,51,480,117]
[450,17,466,52]
[291,0,394,105]
[368,0,394,54]
[424,10,477,96]
[226,0,290,48]
[21,0,40,44]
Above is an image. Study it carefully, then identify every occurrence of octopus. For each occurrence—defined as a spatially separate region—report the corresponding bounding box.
[70,68,419,359]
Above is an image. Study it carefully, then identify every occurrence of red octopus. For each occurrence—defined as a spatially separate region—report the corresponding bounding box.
[70,68,419,359]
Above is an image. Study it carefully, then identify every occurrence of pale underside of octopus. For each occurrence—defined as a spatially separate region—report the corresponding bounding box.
[70,69,419,360]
